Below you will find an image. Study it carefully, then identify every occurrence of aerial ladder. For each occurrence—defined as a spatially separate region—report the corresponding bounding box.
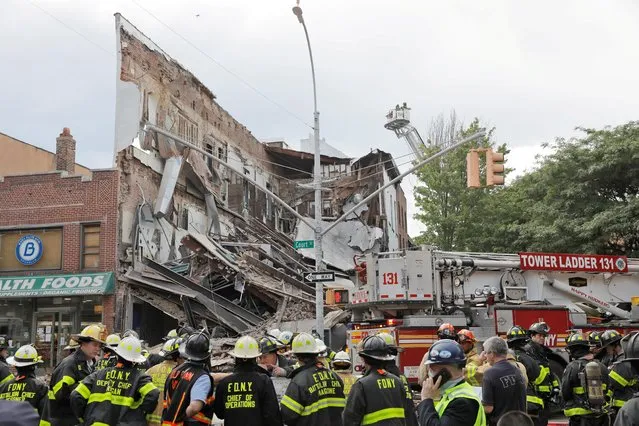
[384,102,428,159]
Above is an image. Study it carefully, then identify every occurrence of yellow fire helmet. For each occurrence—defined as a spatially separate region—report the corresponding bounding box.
[72,323,108,344]
[7,345,43,367]
[64,339,80,351]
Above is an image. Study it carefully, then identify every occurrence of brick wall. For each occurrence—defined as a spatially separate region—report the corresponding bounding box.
[0,169,120,325]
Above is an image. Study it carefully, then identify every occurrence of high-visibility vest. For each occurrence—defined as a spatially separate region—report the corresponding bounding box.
[435,381,486,426]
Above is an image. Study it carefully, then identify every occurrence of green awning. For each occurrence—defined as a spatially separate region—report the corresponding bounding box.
[0,272,115,298]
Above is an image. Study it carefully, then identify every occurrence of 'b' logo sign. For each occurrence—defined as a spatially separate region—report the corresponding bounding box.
[16,235,44,266]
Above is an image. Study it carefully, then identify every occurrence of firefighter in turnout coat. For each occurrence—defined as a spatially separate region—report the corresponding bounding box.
[613,332,639,426]
[0,345,48,415]
[376,332,419,426]
[213,335,283,426]
[40,323,107,426]
[280,332,346,426]
[71,335,159,425]
[95,334,120,372]
[561,333,609,426]
[343,335,413,426]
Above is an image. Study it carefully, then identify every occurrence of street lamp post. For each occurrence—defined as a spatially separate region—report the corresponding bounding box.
[293,4,324,337]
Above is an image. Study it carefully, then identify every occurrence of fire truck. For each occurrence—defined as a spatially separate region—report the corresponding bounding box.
[347,247,639,383]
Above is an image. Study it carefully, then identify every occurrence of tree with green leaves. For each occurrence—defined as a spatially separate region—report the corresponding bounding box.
[472,121,639,256]
[412,115,509,250]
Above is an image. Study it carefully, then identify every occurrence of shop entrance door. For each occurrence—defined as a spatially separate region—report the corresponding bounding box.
[33,308,78,371]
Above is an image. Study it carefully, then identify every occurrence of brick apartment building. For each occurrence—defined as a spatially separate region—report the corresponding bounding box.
[0,129,118,370]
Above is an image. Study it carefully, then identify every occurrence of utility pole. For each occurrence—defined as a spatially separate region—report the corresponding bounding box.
[293,4,325,337]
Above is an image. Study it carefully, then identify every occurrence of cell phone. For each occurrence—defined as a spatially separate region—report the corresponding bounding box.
[431,368,452,386]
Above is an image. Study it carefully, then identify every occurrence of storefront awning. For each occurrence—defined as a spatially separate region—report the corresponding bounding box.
[0,272,115,298]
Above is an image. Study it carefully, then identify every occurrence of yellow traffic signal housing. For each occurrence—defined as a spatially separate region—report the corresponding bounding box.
[466,150,480,188]
[486,149,505,186]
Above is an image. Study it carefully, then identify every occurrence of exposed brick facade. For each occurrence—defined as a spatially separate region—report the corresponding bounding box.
[0,169,119,331]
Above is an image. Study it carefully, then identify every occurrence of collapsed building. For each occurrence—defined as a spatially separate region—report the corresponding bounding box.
[112,15,408,346]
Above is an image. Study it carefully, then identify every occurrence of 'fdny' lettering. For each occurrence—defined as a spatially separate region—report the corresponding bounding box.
[377,378,396,389]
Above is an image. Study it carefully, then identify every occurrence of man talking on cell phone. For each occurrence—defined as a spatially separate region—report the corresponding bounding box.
[417,339,487,426]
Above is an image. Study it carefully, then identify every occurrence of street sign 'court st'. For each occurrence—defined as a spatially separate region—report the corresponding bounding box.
[293,240,314,249]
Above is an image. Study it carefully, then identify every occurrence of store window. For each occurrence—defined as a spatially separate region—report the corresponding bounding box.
[82,224,101,269]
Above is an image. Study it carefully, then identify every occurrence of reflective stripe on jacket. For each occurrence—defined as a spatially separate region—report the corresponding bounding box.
[342,368,409,426]
[609,354,639,409]
[212,362,283,426]
[280,361,345,426]
[40,349,92,426]
[0,373,48,416]
[435,381,486,426]
[561,358,609,418]
[70,362,159,425]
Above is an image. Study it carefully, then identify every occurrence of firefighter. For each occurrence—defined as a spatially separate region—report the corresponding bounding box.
[0,337,9,365]
[40,323,107,426]
[279,331,294,352]
[607,330,637,418]
[376,331,419,426]
[525,322,560,426]
[146,337,184,426]
[0,338,13,386]
[417,339,486,426]
[259,336,293,377]
[331,351,357,396]
[162,330,215,426]
[280,332,346,425]
[457,329,488,386]
[123,329,140,339]
[601,330,624,368]
[561,333,609,426]
[0,344,47,415]
[71,335,160,424]
[95,333,120,371]
[507,325,545,425]
[316,339,332,369]
[343,335,411,425]
[163,329,179,341]
[213,335,283,426]
[418,323,459,383]
[62,339,79,357]
[588,331,604,360]
[614,332,639,426]
[437,323,458,341]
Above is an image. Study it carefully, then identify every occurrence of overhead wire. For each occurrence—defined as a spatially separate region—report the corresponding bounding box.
[130,0,313,129]
[27,0,422,195]
[27,0,115,57]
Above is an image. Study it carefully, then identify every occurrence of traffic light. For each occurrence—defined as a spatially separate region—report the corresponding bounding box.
[486,149,505,186]
[466,150,480,188]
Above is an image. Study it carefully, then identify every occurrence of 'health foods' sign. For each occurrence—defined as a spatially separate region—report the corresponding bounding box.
[0,272,114,298]
[519,252,628,273]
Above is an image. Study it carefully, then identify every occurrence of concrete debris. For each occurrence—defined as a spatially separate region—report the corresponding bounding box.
[294,219,383,271]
